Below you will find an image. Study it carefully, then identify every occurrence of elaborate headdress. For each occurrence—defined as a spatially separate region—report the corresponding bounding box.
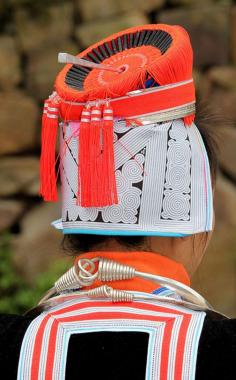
[40,24,213,237]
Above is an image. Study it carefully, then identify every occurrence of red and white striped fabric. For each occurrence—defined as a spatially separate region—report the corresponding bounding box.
[17,293,205,380]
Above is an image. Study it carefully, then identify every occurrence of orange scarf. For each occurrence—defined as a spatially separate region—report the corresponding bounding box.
[75,251,190,293]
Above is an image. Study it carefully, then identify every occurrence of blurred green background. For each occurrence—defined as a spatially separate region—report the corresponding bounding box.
[0,0,235,316]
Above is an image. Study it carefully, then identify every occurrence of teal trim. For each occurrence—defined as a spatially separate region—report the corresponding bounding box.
[63,228,189,237]
[194,125,213,232]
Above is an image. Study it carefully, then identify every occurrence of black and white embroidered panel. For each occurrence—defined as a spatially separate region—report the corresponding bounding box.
[61,120,151,226]
[60,118,213,235]
[161,121,191,221]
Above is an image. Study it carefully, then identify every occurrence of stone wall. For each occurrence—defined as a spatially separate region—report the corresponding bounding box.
[0,0,235,315]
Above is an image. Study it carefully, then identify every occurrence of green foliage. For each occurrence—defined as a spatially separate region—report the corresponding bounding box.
[0,234,70,315]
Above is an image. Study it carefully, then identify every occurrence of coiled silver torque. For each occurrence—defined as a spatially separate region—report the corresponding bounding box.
[88,285,134,303]
[54,257,135,293]
[55,266,81,293]
[54,257,99,293]
[98,258,135,282]
[39,256,210,310]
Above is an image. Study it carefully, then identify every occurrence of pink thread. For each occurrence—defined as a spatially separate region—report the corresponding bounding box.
[70,121,80,137]
[117,140,148,177]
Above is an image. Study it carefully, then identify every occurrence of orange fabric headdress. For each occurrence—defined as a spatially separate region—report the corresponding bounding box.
[40,24,195,207]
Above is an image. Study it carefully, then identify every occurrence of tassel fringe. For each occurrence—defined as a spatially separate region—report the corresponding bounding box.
[78,105,91,206]
[184,114,195,127]
[102,103,118,206]
[56,24,194,105]
[39,95,60,201]
[78,102,118,208]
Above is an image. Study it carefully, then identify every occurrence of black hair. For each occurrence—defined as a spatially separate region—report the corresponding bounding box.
[194,103,219,185]
[62,234,145,255]
[63,105,219,255]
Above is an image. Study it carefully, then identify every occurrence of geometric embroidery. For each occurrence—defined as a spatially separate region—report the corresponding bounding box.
[101,151,144,224]
[75,149,145,225]
[161,120,191,221]
[61,120,147,226]
[17,294,206,380]
[59,118,213,236]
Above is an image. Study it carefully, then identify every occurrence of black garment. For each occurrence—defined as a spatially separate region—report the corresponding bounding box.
[0,312,235,379]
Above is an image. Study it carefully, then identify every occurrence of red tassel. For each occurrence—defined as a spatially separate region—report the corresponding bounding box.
[78,102,118,208]
[39,96,60,201]
[184,114,195,127]
[102,103,118,206]
[89,105,103,206]
[78,105,91,206]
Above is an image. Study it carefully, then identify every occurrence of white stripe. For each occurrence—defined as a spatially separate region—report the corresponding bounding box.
[48,107,58,112]
[47,114,58,119]
[91,110,101,115]
[18,294,205,380]
[91,117,101,121]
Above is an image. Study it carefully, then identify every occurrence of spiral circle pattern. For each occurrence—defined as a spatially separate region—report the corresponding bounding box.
[161,191,190,221]
[122,159,143,183]
[100,152,144,224]
[135,153,145,165]
[165,166,190,193]
[167,141,190,166]
[169,121,188,140]
[161,121,191,221]
[115,170,130,194]
[102,204,124,223]
[77,207,99,222]
[121,188,142,210]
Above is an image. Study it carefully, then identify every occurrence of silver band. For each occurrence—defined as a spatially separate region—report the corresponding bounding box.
[126,102,196,125]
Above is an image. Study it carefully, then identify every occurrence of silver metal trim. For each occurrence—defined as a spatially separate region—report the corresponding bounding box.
[38,256,211,311]
[126,102,196,125]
